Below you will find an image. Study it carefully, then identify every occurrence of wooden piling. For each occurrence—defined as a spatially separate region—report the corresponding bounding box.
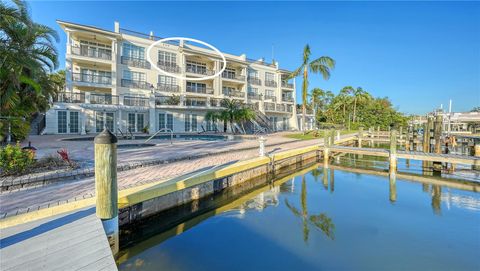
[323,131,330,168]
[422,118,430,153]
[389,127,397,172]
[433,115,443,173]
[358,127,363,148]
[94,129,119,255]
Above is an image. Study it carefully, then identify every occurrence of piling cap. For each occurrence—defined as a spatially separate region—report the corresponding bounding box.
[94,128,118,144]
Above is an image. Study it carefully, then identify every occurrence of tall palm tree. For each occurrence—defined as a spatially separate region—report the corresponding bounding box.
[289,45,335,131]
[345,87,370,123]
[234,107,256,134]
[337,87,353,124]
[204,111,220,132]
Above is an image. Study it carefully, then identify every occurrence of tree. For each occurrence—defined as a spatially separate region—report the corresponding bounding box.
[0,0,59,140]
[234,107,256,133]
[205,99,257,134]
[288,45,335,131]
[349,87,370,123]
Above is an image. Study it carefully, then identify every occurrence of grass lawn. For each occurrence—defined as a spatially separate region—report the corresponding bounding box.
[285,130,357,140]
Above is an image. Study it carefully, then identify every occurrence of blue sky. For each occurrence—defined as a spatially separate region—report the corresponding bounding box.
[28,1,479,114]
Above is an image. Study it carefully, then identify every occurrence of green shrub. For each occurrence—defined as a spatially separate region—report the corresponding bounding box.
[0,143,36,175]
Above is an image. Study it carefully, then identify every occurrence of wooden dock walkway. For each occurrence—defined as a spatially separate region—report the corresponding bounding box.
[328,145,480,166]
[0,207,117,271]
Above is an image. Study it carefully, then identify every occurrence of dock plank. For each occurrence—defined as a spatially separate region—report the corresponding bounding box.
[0,207,117,271]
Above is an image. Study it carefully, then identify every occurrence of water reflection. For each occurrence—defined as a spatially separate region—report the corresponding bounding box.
[389,172,397,203]
[285,175,335,242]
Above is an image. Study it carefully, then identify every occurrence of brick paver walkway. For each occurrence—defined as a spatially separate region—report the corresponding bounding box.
[0,137,326,218]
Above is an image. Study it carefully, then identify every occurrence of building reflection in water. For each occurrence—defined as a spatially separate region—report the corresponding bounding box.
[431,185,442,215]
[285,174,335,243]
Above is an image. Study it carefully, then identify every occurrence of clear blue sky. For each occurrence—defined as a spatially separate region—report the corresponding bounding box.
[28,1,480,115]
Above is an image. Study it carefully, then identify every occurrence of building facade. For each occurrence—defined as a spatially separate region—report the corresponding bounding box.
[44,20,298,135]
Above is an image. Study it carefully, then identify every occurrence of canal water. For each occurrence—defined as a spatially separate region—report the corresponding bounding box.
[118,162,480,270]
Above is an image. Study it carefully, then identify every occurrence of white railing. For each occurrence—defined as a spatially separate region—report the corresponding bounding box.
[144,128,173,144]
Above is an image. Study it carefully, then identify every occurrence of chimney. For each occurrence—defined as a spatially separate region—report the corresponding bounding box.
[149,31,154,40]
[114,21,119,33]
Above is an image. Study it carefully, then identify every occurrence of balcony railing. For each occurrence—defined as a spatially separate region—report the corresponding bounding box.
[246,102,260,110]
[264,102,276,111]
[264,95,277,102]
[185,98,207,107]
[72,73,111,85]
[210,98,224,108]
[248,77,262,86]
[282,96,294,103]
[221,73,246,81]
[157,61,180,73]
[155,95,181,106]
[90,93,119,105]
[222,89,245,98]
[186,86,214,95]
[71,46,112,60]
[123,96,149,107]
[121,79,152,90]
[121,56,151,69]
[247,92,261,100]
[186,66,215,76]
[265,80,277,88]
[282,81,294,89]
[157,83,180,93]
[54,92,85,103]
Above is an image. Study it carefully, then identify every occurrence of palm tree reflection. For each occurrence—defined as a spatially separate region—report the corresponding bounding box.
[285,175,335,243]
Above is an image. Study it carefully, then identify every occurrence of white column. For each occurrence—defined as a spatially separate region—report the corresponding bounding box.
[148,93,156,135]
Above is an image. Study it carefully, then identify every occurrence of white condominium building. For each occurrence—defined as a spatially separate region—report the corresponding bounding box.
[44,20,299,135]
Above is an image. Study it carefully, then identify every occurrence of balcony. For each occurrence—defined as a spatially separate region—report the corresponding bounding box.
[282,96,294,103]
[72,73,111,85]
[210,98,224,108]
[157,83,180,93]
[123,96,149,107]
[90,93,119,105]
[70,46,112,61]
[121,79,152,90]
[264,95,277,102]
[246,102,260,110]
[222,89,245,98]
[186,66,215,76]
[282,81,294,89]
[155,95,181,107]
[186,86,214,95]
[121,56,151,69]
[265,103,293,113]
[157,61,180,73]
[247,92,261,100]
[185,98,207,107]
[221,73,246,82]
[264,102,276,111]
[248,77,262,86]
[54,92,85,103]
[265,80,277,88]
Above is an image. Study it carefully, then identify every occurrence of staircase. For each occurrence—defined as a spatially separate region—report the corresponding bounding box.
[244,109,273,134]
[29,113,46,135]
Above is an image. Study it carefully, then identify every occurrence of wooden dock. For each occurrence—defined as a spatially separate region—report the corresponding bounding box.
[328,145,480,166]
[0,207,117,271]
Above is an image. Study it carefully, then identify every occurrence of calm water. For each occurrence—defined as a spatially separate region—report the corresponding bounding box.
[118,164,480,271]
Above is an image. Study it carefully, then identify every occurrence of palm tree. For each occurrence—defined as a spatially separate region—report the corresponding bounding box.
[0,0,59,140]
[234,107,256,133]
[289,45,335,131]
[343,87,371,123]
[204,111,220,132]
[336,87,353,124]
[220,99,241,133]
[285,175,335,243]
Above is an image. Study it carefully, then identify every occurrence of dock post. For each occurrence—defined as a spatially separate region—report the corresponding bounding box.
[258,136,266,157]
[433,115,443,173]
[405,126,411,151]
[422,118,430,153]
[399,126,403,141]
[377,126,380,138]
[389,126,397,172]
[94,129,119,256]
[358,127,363,148]
[474,142,480,170]
[336,130,340,142]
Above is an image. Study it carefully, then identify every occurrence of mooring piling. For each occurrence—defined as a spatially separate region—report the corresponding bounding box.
[94,129,119,256]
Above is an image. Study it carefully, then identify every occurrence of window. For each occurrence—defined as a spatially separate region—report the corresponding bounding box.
[158,75,177,86]
[265,89,275,97]
[122,43,145,59]
[158,51,177,65]
[185,114,191,132]
[184,113,197,132]
[248,87,258,95]
[79,40,111,57]
[158,113,174,131]
[186,61,207,74]
[136,114,144,132]
[186,82,207,92]
[283,117,288,131]
[265,72,275,82]
[96,112,105,133]
[222,68,236,79]
[128,113,144,132]
[123,70,146,81]
[248,69,259,79]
